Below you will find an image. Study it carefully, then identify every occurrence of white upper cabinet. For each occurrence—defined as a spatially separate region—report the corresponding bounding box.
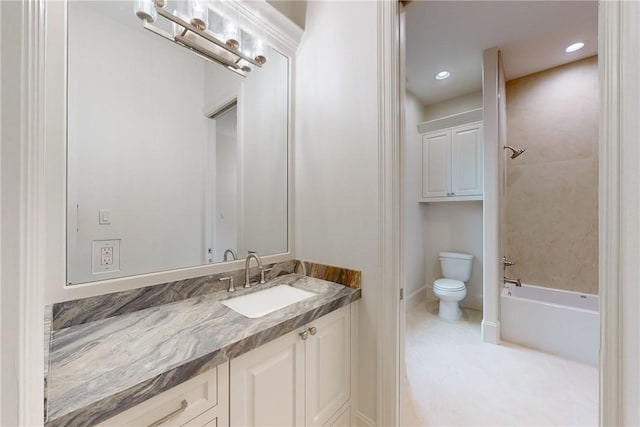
[420,121,484,202]
[451,122,484,196]
[421,130,451,198]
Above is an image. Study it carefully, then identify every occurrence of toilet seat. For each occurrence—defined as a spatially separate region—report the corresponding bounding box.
[433,278,465,292]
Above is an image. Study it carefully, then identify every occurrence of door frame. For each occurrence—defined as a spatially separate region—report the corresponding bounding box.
[381,1,640,426]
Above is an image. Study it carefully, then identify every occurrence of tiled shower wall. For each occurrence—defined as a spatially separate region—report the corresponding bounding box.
[505,56,599,295]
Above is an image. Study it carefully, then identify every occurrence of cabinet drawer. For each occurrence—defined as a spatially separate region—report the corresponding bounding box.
[98,362,227,427]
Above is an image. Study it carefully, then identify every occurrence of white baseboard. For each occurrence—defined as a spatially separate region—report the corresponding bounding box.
[424,283,438,302]
[481,319,501,344]
[356,411,376,427]
[405,285,427,310]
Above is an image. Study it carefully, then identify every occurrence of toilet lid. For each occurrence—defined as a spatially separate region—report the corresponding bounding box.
[433,279,465,291]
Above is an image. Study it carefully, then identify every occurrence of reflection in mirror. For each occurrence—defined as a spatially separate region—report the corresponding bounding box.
[211,104,239,263]
[66,1,289,285]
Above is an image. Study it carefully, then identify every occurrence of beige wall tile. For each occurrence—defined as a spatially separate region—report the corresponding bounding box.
[505,56,598,294]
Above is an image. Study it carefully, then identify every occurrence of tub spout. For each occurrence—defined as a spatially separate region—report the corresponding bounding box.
[504,277,522,287]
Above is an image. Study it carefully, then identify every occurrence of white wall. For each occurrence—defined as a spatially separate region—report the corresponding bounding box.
[423,90,482,121]
[403,92,428,299]
[1,2,19,424]
[266,0,306,29]
[67,2,208,284]
[294,1,379,424]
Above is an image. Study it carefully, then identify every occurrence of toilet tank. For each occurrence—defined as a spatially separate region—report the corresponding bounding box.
[439,252,474,282]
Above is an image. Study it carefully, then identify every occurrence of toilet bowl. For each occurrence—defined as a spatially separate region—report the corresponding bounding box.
[432,252,473,321]
[433,279,467,320]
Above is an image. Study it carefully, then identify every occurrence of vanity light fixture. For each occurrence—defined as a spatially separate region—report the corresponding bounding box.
[565,42,585,53]
[134,0,268,76]
[435,70,451,80]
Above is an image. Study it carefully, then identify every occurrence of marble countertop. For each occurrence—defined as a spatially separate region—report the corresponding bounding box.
[45,274,361,426]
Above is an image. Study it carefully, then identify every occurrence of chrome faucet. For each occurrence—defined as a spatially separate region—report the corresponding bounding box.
[223,249,238,262]
[504,277,522,287]
[501,256,515,270]
[244,252,266,288]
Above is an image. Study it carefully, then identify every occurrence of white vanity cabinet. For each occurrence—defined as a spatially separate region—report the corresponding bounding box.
[97,362,229,427]
[421,121,484,201]
[230,305,351,427]
[94,305,352,427]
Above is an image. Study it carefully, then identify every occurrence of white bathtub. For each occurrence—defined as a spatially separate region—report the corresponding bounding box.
[500,283,599,366]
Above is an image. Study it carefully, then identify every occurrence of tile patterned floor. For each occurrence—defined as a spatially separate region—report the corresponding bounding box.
[403,301,598,426]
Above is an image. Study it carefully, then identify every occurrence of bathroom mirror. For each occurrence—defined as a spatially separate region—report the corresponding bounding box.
[66,0,289,285]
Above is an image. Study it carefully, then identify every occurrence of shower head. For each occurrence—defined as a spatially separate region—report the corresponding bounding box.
[504,145,526,159]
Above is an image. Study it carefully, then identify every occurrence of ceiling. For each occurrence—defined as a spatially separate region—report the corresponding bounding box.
[405,1,598,106]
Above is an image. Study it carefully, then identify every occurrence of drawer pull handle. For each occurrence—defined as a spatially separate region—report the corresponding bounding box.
[299,330,309,340]
[308,326,317,335]
[147,399,188,427]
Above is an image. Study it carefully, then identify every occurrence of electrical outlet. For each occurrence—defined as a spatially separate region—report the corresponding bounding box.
[101,247,113,265]
[93,239,120,274]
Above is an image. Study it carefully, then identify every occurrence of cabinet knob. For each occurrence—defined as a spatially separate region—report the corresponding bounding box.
[299,330,309,340]
[308,326,317,336]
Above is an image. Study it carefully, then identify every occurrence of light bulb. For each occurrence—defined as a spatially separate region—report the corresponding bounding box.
[253,38,267,65]
[172,1,190,35]
[224,18,239,49]
[240,29,255,58]
[565,42,585,53]
[238,59,252,73]
[208,9,225,40]
[435,70,451,80]
[190,0,208,31]
[134,0,156,23]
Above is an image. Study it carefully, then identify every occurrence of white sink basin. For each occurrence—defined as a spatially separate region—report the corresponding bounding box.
[221,285,317,318]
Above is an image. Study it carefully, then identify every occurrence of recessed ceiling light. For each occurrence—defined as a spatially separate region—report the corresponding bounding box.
[565,42,585,53]
[435,70,451,80]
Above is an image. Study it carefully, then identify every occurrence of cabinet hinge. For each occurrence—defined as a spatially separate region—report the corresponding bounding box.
[400,288,404,300]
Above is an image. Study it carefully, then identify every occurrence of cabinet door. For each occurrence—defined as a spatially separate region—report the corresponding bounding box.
[230,330,305,427]
[422,131,451,198]
[451,123,483,196]
[305,305,351,427]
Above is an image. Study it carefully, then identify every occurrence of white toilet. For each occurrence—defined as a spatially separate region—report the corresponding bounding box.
[432,252,474,321]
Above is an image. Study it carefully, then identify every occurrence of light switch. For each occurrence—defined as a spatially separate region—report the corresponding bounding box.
[99,209,112,225]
